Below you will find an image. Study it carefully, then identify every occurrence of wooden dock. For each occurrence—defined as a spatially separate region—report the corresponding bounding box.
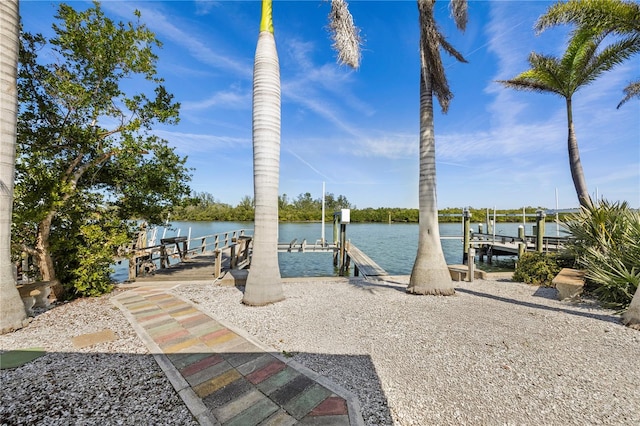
[345,244,388,278]
[470,232,569,262]
[128,231,388,283]
[133,253,218,282]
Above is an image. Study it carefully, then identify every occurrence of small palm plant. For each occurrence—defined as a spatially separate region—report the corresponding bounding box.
[563,200,640,310]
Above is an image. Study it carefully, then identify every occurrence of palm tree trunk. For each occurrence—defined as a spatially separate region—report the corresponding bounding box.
[408,68,454,295]
[0,0,29,333]
[566,97,592,208]
[243,0,284,306]
[622,285,640,330]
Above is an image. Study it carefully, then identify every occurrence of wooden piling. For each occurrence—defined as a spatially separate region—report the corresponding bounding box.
[518,225,525,258]
[536,210,546,252]
[463,209,471,264]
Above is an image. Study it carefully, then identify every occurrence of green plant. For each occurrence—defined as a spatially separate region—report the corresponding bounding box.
[563,200,640,308]
[513,252,562,286]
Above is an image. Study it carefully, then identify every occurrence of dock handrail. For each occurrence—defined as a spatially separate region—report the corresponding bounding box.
[128,228,252,280]
[471,232,572,246]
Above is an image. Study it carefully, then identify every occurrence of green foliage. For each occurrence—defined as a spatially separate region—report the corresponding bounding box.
[563,200,640,308]
[53,209,130,297]
[171,193,561,225]
[13,2,191,297]
[513,252,562,286]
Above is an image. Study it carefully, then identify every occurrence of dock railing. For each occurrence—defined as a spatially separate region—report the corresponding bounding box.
[128,228,252,280]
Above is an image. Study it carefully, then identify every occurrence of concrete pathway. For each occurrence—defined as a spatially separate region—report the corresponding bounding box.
[112,286,363,426]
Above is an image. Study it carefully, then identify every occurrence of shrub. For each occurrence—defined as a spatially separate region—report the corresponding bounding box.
[563,200,640,309]
[513,252,561,286]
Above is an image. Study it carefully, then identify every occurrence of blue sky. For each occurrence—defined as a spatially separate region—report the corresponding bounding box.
[20,0,640,209]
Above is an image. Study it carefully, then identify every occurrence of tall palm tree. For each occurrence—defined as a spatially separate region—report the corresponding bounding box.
[535,0,640,108]
[499,28,640,209]
[535,0,640,329]
[243,0,360,305]
[0,0,29,333]
[243,0,284,306]
[407,0,468,296]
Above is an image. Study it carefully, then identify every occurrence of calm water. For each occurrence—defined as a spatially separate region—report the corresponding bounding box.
[113,220,566,282]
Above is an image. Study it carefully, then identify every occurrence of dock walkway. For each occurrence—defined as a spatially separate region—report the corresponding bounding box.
[112,285,363,425]
[345,245,388,279]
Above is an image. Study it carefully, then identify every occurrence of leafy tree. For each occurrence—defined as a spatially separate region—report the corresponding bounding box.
[0,0,29,333]
[14,2,191,296]
[535,0,640,108]
[498,27,640,208]
[243,0,360,306]
[407,0,468,296]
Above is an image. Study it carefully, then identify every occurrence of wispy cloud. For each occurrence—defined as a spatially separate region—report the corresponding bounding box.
[285,149,335,182]
[182,89,251,111]
[194,0,219,16]
[101,1,252,78]
[347,133,417,159]
[153,130,250,155]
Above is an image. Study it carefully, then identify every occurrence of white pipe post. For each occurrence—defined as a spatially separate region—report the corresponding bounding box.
[556,188,560,237]
[321,181,326,246]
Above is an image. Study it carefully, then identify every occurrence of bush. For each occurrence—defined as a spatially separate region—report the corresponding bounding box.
[513,252,562,286]
[563,200,640,309]
[51,205,131,298]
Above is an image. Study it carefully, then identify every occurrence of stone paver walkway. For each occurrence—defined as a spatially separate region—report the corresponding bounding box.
[112,286,363,426]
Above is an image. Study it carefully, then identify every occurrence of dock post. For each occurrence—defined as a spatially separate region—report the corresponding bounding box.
[333,212,340,267]
[468,247,475,282]
[213,249,222,279]
[518,225,525,257]
[160,245,168,269]
[536,210,546,252]
[462,209,471,264]
[339,223,347,275]
[129,257,136,281]
[485,209,493,235]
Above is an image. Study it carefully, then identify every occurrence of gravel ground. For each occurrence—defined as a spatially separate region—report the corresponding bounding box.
[0,289,197,426]
[176,277,640,426]
[2,277,639,426]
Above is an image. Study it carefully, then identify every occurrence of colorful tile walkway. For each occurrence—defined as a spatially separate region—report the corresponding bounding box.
[112,286,363,426]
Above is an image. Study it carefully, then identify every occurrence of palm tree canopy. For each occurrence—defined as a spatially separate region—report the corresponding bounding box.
[535,0,640,107]
[535,0,640,34]
[498,27,640,99]
[418,0,468,113]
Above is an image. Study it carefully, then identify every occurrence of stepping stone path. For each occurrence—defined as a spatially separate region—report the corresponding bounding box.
[112,286,362,426]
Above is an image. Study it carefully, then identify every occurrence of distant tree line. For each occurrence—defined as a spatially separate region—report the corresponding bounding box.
[170,192,567,223]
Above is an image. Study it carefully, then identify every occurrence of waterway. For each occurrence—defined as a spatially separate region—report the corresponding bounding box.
[113,220,567,282]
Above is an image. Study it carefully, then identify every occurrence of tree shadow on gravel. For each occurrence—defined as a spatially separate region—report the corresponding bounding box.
[346,277,407,293]
[0,349,392,425]
[456,287,621,324]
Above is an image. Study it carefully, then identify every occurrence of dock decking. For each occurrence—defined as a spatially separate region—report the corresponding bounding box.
[345,245,388,278]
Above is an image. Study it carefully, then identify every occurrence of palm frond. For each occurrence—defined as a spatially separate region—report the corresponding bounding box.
[328,0,361,69]
[497,77,562,96]
[524,52,567,96]
[579,33,640,88]
[617,80,640,108]
[449,0,468,32]
[438,33,467,63]
[418,0,468,113]
[535,0,640,35]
